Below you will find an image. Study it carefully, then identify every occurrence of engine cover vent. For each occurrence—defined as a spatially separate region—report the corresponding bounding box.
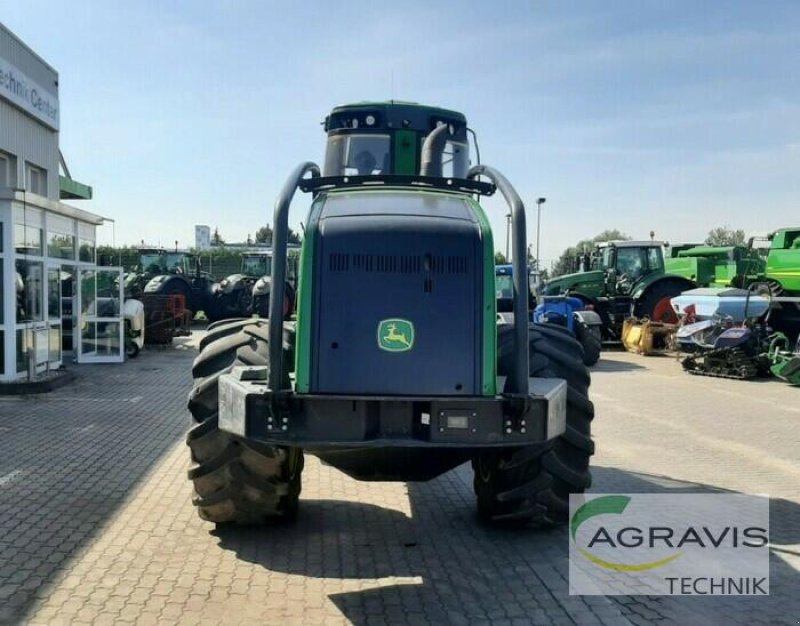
[328,253,468,274]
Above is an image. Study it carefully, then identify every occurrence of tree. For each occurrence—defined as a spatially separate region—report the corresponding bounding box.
[705,226,746,247]
[255,225,273,244]
[211,227,225,246]
[254,225,302,245]
[551,229,631,277]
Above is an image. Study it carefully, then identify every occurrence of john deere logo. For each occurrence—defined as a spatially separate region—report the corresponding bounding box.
[377,319,415,352]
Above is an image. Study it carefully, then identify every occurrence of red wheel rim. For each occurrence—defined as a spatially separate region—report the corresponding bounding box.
[652,296,678,324]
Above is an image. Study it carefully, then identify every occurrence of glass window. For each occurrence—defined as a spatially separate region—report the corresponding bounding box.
[600,247,613,270]
[495,275,514,300]
[324,134,391,176]
[616,248,646,279]
[25,163,48,196]
[0,331,4,375]
[15,260,44,323]
[164,253,186,274]
[14,223,43,255]
[646,247,663,271]
[79,239,95,263]
[139,252,164,273]
[48,232,75,259]
[82,321,122,357]
[441,140,469,178]
[48,268,61,320]
[0,151,16,188]
[80,270,96,317]
[16,329,30,374]
[242,255,269,277]
[0,259,3,324]
[49,326,61,365]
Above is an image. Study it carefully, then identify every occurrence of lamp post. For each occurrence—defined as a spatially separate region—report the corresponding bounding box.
[505,213,511,261]
[535,197,546,272]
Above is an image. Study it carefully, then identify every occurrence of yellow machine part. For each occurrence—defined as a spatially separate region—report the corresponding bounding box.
[622,317,676,356]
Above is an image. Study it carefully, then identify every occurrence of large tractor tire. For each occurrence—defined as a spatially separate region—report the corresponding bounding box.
[473,323,594,525]
[766,279,785,297]
[635,281,686,324]
[574,321,602,366]
[186,318,303,524]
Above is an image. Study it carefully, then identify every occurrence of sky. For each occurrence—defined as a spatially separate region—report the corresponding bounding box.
[3,1,799,269]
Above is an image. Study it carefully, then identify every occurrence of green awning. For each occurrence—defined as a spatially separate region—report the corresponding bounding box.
[59,175,93,200]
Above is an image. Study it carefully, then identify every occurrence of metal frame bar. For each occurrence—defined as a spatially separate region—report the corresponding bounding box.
[268,162,321,392]
[467,165,529,395]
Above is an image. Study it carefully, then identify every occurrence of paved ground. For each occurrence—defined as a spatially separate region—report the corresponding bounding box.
[0,335,797,625]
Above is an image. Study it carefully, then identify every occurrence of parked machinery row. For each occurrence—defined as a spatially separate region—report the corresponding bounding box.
[540,231,800,341]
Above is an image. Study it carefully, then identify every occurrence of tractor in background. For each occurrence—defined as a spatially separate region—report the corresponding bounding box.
[186,100,594,527]
[250,247,301,318]
[541,240,695,341]
[140,250,215,319]
[123,248,179,299]
[127,249,215,344]
[208,250,270,320]
[496,264,602,365]
[208,247,302,321]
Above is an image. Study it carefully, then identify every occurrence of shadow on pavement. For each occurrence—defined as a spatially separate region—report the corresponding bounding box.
[0,343,195,624]
[214,463,800,625]
[592,357,649,373]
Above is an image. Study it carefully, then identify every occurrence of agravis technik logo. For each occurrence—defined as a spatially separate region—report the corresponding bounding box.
[569,494,769,596]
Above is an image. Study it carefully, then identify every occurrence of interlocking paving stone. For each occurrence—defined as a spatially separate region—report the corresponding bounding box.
[0,338,797,625]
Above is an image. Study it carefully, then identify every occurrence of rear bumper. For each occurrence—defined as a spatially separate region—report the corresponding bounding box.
[218,366,567,448]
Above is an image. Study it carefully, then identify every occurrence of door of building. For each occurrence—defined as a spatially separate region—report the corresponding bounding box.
[76,267,125,363]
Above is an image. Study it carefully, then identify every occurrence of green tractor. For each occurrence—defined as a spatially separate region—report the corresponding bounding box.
[541,240,695,340]
[186,101,594,525]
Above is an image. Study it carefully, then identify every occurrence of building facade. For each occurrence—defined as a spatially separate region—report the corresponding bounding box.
[1,22,114,382]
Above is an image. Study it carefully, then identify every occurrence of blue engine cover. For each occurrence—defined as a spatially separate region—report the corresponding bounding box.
[533,296,585,331]
[311,192,484,396]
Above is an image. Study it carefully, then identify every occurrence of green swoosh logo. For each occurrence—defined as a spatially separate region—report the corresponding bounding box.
[571,495,631,541]
[571,495,682,571]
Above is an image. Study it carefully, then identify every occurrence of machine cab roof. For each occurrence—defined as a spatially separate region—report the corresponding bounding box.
[322,101,471,178]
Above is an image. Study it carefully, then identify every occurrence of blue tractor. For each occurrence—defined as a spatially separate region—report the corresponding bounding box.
[496,264,602,366]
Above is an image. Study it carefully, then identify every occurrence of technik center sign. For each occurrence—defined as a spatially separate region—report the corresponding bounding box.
[569,494,769,596]
[0,58,59,130]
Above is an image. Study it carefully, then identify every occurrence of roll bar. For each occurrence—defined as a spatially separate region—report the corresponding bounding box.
[468,165,530,396]
[269,161,321,392]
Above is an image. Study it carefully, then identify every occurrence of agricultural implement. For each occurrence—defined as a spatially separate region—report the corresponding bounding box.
[186,101,594,526]
[665,244,765,288]
[767,333,800,385]
[675,286,774,380]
